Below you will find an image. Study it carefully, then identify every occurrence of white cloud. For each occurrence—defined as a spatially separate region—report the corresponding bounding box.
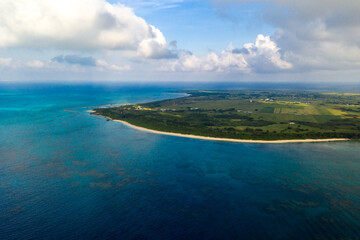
[235,34,292,72]
[0,0,173,59]
[0,55,130,72]
[120,0,185,10]
[162,51,250,72]
[162,34,291,73]
[51,54,130,71]
[213,0,360,72]
[96,59,131,71]
[136,27,177,59]
[0,58,12,67]
[26,60,45,68]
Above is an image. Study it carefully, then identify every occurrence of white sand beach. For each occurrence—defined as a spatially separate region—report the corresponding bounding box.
[110,118,350,144]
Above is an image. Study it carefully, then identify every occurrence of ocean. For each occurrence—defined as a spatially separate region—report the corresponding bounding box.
[1,83,360,239]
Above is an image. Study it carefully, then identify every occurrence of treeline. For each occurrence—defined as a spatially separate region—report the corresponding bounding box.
[94,108,359,140]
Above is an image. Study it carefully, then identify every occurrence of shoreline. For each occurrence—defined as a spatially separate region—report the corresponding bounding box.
[94,114,350,144]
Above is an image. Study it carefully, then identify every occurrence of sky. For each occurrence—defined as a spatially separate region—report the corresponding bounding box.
[0,0,359,83]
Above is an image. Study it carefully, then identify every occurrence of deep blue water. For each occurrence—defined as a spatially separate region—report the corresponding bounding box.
[1,83,360,240]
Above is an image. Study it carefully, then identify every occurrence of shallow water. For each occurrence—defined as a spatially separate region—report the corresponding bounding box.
[1,84,360,239]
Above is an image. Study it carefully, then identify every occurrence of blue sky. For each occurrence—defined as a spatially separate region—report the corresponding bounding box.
[0,0,359,83]
[116,0,275,55]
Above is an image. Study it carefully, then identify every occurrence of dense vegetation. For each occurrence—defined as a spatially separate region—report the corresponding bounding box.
[94,90,360,140]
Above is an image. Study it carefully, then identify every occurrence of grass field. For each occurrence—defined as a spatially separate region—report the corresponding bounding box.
[94,90,360,140]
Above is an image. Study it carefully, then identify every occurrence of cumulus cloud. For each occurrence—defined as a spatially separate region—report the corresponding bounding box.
[0,0,174,59]
[51,54,130,71]
[138,39,178,59]
[162,34,291,73]
[120,0,185,11]
[213,0,360,72]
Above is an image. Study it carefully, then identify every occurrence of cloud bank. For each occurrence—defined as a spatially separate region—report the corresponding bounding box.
[52,55,97,67]
[0,55,130,72]
[162,35,292,73]
[0,0,173,59]
[51,54,131,71]
[1,0,359,81]
[213,0,360,72]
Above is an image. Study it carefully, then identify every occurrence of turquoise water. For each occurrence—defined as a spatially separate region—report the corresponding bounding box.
[1,84,360,239]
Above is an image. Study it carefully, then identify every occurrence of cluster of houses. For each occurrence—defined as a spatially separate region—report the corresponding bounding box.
[237,110,253,113]
[261,98,274,102]
[159,108,177,112]
[248,98,275,102]
[160,107,200,112]
[133,105,152,111]
[259,98,311,105]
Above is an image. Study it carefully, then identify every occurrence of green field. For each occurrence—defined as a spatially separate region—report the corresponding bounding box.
[94,90,360,140]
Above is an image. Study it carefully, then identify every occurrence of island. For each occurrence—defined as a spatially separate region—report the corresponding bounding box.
[92,90,360,143]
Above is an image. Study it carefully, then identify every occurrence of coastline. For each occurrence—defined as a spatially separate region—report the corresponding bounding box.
[94,114,350,144]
